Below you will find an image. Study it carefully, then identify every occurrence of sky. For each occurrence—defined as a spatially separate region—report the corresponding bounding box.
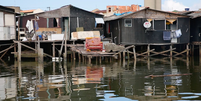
[1,0,201,11]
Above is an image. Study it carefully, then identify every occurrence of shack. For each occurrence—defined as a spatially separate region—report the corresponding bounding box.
[36,5,104,40]
[104,8,191,57]
[188,11,201,56]
[0,5,16,41]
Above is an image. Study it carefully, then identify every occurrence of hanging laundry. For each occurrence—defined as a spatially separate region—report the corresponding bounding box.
[163,31,171,40]
[171,30,177,38]
[175,29,182,38]
[26,20,34,33]
[34,21,39,31]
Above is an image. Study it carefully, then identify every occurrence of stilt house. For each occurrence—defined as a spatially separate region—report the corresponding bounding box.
[104,8,190,45]
[0,5,16,40]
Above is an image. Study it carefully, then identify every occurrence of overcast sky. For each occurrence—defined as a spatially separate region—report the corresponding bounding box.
[1,0,201,11]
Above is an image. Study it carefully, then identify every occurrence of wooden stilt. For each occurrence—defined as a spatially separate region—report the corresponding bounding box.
[147,44,150,57]
[123,50,126,61]
[170,44,172,57]
[187,43,189,57]
[133,46,136,60]
[53,41,55,57]
[73,52,76,60]
[187,56,189,69]
[38,48,43,63]
[134,59,136,71]
[82,55,84,63]
[35,42,38,61]
[53,62,55,75]
[147,57,150,70]
[119,53,121,60]
[18,42,21,62]
[110,57,112,63]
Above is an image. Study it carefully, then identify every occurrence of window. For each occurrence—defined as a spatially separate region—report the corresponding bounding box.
[95,18,104,29]
[124,19,132,27]
[154,20,165,30]
[166,19,177,30]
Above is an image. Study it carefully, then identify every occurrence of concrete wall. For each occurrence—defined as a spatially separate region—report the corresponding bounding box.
[144,0,161,10]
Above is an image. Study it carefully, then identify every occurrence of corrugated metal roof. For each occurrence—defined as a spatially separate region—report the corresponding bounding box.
[188,11,201,19]
[104,7,190,21]
[38,5,103,18]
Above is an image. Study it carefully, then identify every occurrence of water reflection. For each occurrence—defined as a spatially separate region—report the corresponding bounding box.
[0,57,200,100]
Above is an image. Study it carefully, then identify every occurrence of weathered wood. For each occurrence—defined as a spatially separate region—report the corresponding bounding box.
[113,45,134,56]
[38,48,44,63]
[133,46,136,60]
[172,51,185,57]
[136,49,155,57]
[0,45,14,59]
[53,41,55,57]
[173,49,190,57]
[147,44,150,56]
[99,57,101,64]
[0,44,14,54]
[187,44,189,57]
[18,42,21,62]
[170,44,172,57]
[123,50,126,61]
[149,48,176,57]
[20,42,52,58]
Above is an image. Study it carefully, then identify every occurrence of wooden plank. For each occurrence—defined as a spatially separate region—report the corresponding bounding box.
[149,48,176,57]
[19,42,52,58]
[36,28,62,34]
[173,49,190,57]
[0,44,14,54]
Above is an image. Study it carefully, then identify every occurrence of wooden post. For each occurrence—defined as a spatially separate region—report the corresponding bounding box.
[53,41,55,57]
[147,44,150,57]
[119,53,121,60]
[96,56,98,64]
[133,46,136,60]
[35,42,38,61]
[147,57,150,70]
[14,43,16,60]
[170,44,172,57]
[123,50,126,61]
[18,42,21,62]
[134,59,136,71]
[53,62,55,75]
[186,43,189,57]
[88,56,91,64]
[73,52,76,60]
[38,48,43,63]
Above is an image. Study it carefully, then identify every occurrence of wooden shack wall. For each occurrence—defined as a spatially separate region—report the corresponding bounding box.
[117,18,190,45]
[190,17,201,42]
[178,18,190,43]
[70,6,104,36]
[20,15,62,30]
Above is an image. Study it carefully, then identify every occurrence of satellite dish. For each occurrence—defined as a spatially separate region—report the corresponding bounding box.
[143,21,151,28]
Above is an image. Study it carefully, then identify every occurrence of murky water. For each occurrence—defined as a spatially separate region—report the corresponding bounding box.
[0,57,201,101]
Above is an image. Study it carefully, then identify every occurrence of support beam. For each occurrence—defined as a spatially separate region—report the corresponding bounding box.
[147,44,150,56]
[18,42,21,62]
[170,44,172,57]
